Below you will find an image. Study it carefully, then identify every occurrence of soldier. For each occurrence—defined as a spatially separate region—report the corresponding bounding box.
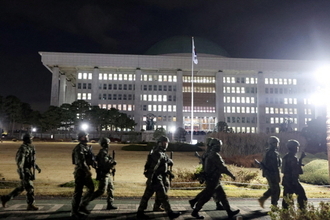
[137,136,181,219]
[89,137,117,210]
[71,131,95,219]
[191,138,239,219]
[258,136,282,208]
[1,133,41,210]
[190,137,225,211]
[281,140,307,209]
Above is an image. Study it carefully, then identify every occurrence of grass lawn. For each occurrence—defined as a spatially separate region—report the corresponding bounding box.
[1,141,330,199]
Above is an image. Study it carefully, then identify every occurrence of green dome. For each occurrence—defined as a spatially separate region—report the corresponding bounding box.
[145,36,229,57]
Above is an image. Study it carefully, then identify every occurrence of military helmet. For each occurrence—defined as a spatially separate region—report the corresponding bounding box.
[287,139,300,152]
[205,137,213,147]
[77,131,88,141]
[99,137,110,146]
[210,138,223,152]
[268,136,280,145]
[157,136,169,143]
[22,133,32,142]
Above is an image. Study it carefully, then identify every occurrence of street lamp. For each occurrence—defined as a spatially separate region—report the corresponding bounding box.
[81,123,89,132]
[170,126,176,142]
[314,65,330,182]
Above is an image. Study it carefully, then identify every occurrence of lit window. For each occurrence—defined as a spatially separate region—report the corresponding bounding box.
[173,105,176,112]
[173,76,177,82]
[163,95,167,101]
[88,73,92,80]
[82,93,86,100]
[168,105,172,112]
[158,75,162,82]
[158,105,162,111]
[77,93,81,99]
[114,74,117,80]
[78,72,83,79]
[87,93,91,100]
[118,74,123,80]
[83,73,87,79]
[103,73,108,80]
[109,74,112,80]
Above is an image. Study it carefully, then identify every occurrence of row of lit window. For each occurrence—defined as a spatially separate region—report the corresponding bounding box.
[183,76,215,83]
[100,84,135,90]
[78,72,93,80]
[224,96,256,104]
[77,93,92,100]
[183,86,215,93]
[99,73,135,81]
[99,94,134,101]
[223,87,257,94]
[223,77,258,84]
[304,99,313,105]
[142,125,171,131]
[141,94,176,102]
[141,74,177,82]
[265,78,297,85]
[142,105,177,112]
[265,88,296,94]
[183,106,216,113]
[225,106,258,114]
[142,84,177,92]
[183,116,216,123]
[143,116,177,122]
[227,116,257,123]
[231,127,256,133]
[267,117,297,124]
[266,97,297,105]
[99,104,135,112]
[265,107,298,114]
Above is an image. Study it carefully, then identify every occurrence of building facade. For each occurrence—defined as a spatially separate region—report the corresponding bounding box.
[39,38,323,133]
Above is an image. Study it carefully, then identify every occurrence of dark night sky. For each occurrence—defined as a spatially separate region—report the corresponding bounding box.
[2,0,330,112]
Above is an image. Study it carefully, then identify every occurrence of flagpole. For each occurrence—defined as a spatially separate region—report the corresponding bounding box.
[191,37,194,144]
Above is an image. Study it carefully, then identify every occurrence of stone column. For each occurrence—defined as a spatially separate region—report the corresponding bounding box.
[257,71,266,133]
[50,66,60,106]
[59,73,66,106]
[134,68,142,131]
[66,81,76,104]
[176,69,183,128]
[215,71,224,124]
[91,67,99,106]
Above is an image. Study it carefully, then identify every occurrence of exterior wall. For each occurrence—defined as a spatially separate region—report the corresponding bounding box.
[39,51,321,133]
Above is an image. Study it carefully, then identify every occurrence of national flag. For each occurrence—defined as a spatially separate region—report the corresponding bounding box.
[192,37,198,64]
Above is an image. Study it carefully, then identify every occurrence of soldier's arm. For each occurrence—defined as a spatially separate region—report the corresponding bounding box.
[217,155,235,180]
[76,146,91,174]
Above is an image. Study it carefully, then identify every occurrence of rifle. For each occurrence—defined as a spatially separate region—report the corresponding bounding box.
[169,151,173,186]
[299,152,306,166]
[254,159,269,171]
[194,151,202,164]
[86,145,97,169]
[112,150,116,181]
[31,145,41,180]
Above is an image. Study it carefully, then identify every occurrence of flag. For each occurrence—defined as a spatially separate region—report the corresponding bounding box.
[192,37,198,64]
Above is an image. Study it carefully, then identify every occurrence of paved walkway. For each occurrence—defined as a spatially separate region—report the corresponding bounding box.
[0,197,328,219]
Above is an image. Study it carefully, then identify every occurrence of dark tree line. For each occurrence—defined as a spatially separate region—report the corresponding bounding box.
[0,96,136,137]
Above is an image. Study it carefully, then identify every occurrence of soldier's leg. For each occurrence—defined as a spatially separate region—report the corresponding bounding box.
[269,180,280,206]
[214,184,239,217]
[295,183,307,209]
[90,177,106,201]
[194,181,217,211]
[106,176,117,209]
[154,181,180,219]
[71,173,85,213]
[282,186,293,209]
[24,179,35,205]
[137,183,155,211]
[81,176,95,207]
[1,182,24,207]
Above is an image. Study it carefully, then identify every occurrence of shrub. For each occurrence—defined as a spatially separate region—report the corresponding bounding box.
[300,159,329,185]
[269,197,330,220]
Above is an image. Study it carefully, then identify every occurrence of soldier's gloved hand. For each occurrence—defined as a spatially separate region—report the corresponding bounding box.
[19,172,25,180]
[112,160,117,166]
[231,175,236,181]
[37,167,42,173]
[167,159,173,166]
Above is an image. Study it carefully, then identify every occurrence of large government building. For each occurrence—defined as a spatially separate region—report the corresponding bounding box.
[39,36,324,133]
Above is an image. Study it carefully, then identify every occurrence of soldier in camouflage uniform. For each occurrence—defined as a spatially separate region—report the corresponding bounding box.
[191,139,239,219]
[258,136,282,208]
[281,140,307,209]
[71,131,95,219]
[89,137,117,210]
[1,133,41,210]
[189,137,224,211]
[137,136,181,219]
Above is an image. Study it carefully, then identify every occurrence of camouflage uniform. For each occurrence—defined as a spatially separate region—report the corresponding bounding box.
[258,136,282,207]
[192,139,239,219]
[137,136,180,219]
[71,132,95,217]
[90,138,117,210]
[281,140,307,209]
[1,134,41,210]
[189,138,224,211]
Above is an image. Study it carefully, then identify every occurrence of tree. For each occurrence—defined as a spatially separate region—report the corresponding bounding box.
[70,100,91,130]
[214,121,230,133]
[3,95,23,136]
[40,106,62,133]
[174,127,187,142]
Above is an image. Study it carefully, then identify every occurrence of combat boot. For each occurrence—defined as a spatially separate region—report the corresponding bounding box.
[1,195,9,208]
[79,205,91,214]
[168,211,181,219]
[27,204,39,211]
[226,209,240,218]
[137,210,149,219]
[191,209,204,219]
[70,210,87,219]
[258,197,265,208]
[153,204,164,212]
[215,202,224,210]
[189,199,197,209]
[106,202,118,210]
